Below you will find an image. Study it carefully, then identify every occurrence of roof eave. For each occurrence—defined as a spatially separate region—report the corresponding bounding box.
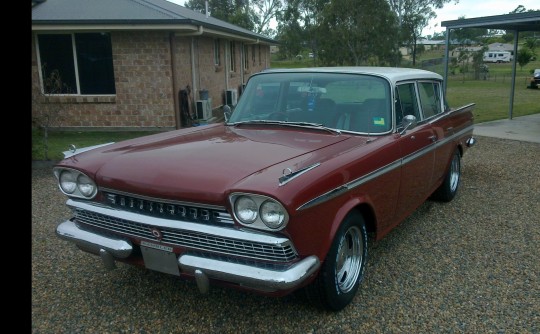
[31,20,276,44]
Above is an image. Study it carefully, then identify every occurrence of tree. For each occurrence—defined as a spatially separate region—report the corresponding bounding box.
[278,0,324,61]
[517,47,534,70]
[185,0,282,36]
[252,0,284,35]
[316,0,400,66]
[32,68,69,161]
[387,0,455,66]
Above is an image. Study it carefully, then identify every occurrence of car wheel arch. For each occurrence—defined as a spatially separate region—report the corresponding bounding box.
[320,198,377,258]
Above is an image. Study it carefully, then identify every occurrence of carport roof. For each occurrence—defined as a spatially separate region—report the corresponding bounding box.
[441,11,540,32]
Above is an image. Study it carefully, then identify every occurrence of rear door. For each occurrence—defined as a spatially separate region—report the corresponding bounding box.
[394,82,437,219]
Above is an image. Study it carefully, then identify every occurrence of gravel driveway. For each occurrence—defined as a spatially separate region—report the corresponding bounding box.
[32,136,540,333]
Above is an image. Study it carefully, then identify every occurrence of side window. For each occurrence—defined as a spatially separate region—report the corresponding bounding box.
[396,83,421,125]
[37,33,115,95]
[418,82,442,118]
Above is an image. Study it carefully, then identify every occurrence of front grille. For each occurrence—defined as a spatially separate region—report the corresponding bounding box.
[102,191,234,226]
[74,209,297,262]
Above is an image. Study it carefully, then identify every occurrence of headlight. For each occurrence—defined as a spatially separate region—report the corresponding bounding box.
[260,200,286,229]
[59,171,77,194]
[54,168,98,199]
[235,196,258,224]
[77,174,97,197]
[230,193,289,231]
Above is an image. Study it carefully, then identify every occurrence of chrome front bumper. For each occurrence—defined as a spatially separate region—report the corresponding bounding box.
[56,220,320,293]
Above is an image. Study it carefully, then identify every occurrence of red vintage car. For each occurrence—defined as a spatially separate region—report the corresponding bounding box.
[54,67,476,311]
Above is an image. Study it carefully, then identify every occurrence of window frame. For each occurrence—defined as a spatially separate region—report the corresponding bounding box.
[35,32,116,96]
[214,39,221,66]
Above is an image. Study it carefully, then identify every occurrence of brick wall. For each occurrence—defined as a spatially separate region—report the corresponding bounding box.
[31,31,272,130]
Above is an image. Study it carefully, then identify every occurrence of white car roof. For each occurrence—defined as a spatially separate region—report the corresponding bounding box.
[263,66,443,85]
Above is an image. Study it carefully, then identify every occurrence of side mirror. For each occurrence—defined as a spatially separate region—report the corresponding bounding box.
[223,105,232,122]
[399,114,417,135]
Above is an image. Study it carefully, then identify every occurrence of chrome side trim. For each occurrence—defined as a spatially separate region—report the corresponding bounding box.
[56,219,133,258]
[66,199,294,248]
[297,124,474,211]
[279,163,321,186]
[179,254,320,292]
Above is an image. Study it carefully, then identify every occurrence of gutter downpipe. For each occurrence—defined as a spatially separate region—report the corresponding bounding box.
[509,30,518,120]
[174,26,204,117]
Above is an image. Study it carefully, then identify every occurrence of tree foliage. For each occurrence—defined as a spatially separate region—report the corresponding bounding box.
[185,0,282,35]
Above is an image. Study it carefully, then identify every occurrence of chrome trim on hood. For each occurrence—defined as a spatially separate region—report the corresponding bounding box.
[279,163,321,186]
[62,142,115,159]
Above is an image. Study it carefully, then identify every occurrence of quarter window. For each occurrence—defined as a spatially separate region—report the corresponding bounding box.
[37,33,115,95]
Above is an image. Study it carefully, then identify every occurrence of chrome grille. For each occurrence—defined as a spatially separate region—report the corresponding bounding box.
[74,209,297,262]
[102,191,234,226]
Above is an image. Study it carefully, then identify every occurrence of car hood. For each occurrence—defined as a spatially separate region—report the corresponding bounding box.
[58,124,355,204]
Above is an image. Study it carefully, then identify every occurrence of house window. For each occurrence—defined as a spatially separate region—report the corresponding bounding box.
[214,39,221,66]
[230,41,236,72]
[259,45,262,65]
[252,45,256,66]
[244,44,249,70]
[37,33,115,95]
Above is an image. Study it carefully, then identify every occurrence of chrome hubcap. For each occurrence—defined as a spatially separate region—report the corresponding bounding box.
[335,226,363,293]
[449,153,460,192]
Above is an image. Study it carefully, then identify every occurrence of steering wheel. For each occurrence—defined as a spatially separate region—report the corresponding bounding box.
[268,112,288,121]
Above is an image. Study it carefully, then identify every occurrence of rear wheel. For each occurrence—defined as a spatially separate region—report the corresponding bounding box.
[304,211,368,311]
[431,148,461,202]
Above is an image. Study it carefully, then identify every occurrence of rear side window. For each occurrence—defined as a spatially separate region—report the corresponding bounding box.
[417,82,442,119]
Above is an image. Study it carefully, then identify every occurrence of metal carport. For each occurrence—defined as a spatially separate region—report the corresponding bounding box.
[441,11,540,119]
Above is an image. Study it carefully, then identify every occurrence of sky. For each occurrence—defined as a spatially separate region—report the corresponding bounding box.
[166,0,539,37]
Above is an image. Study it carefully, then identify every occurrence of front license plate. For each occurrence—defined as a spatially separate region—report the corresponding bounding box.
[140,241,180,276]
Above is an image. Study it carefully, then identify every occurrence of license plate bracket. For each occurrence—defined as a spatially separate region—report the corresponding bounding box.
[140,241,180,276]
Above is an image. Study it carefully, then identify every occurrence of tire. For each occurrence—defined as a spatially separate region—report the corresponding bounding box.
[304,211,368,311]
[431,148,461,202]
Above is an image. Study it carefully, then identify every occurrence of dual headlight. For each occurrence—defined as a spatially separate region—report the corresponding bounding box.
[230,193,289,231]
[53,168,97,199]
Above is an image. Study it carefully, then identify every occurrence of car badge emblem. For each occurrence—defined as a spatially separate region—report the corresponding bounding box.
[150,227,163,241]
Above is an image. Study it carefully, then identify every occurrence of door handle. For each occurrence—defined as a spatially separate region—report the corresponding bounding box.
[428,135,437,142]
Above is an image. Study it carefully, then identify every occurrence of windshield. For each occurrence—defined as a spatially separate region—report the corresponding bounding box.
[227,72,393,134]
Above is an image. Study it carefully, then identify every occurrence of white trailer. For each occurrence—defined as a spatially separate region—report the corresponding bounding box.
[483,51,512,63]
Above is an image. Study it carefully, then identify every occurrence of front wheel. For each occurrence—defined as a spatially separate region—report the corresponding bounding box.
[431,148,461,202]
[304,211,368,311]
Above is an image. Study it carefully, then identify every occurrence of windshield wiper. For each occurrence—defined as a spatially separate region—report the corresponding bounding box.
[229,120,341,135]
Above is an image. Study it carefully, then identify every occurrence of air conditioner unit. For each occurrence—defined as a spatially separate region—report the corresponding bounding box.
[195,98,212,120]
[225,89,238,106]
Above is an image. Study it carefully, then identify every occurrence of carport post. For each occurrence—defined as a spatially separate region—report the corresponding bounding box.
[509,30,519,120]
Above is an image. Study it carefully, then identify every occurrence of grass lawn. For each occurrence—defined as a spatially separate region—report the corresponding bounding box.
[33,55,539,162]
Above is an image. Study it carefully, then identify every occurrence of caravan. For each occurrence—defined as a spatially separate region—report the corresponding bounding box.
[483,51,512,63]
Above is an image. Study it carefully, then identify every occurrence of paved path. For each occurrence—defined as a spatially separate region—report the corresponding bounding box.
[473,113,540,143]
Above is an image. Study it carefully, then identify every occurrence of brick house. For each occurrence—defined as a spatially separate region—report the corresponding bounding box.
[31,0,276,130]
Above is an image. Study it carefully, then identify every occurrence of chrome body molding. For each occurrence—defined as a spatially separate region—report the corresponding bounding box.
[56,219,133,258]
[297,124,474,211]
[62,142,115,159]
[179,253,320,292]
